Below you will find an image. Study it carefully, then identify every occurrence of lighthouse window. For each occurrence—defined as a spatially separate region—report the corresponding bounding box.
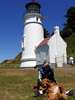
[36,17,38,22]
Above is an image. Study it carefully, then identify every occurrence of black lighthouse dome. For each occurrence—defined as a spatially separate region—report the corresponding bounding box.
[25,2,41,13]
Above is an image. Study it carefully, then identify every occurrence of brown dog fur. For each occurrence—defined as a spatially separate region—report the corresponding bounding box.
[41,78,67,100]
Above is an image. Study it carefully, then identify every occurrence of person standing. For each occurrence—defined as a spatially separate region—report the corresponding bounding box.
[39,60,56,83]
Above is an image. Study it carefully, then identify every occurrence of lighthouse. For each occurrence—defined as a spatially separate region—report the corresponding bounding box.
[20,1,44,67]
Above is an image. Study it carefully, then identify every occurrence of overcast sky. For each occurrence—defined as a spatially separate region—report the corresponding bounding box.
[0,0,75,62]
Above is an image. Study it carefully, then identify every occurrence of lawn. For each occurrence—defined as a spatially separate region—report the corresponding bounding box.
[0,66,75,100]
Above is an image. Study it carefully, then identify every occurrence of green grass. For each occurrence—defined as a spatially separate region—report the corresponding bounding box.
[0,67,75,100]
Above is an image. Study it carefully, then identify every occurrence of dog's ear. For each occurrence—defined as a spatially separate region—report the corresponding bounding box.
[44,79,51,88]
[44,78,50,83]
[47,79,50,83]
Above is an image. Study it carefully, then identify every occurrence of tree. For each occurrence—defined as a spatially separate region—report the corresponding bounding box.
[44,28,50,38]
[66,7,75,32]
[62,7,75,38]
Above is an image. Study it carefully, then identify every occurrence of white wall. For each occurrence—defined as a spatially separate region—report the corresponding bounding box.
[21,16,44,67]
[48,26,67,67]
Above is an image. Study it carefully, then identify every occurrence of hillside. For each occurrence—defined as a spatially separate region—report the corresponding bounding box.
[1,52,21,65]
[65,33,75,57]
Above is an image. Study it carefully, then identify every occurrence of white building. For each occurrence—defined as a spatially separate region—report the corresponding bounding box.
[36,26,67,68]
[20,2,67,68]
[20,2,44,68]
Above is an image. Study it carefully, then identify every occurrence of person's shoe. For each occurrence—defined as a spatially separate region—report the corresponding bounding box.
[65,89,74,96]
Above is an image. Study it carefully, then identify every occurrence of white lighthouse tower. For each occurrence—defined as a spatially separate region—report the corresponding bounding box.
[20,1,44,67]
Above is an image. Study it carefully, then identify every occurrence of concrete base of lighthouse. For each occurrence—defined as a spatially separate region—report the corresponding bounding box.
[20,58,36,68]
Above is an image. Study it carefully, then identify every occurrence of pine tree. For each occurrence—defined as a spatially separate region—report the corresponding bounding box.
[62,7,75,38]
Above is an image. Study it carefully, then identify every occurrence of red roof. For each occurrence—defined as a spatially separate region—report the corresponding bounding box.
[38,38,49,47]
